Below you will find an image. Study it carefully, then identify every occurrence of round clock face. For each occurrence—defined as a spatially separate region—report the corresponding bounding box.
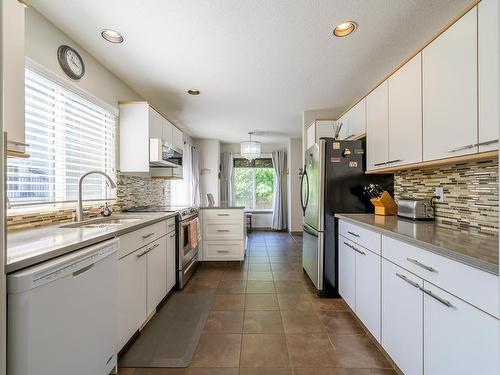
[57,45,85,80]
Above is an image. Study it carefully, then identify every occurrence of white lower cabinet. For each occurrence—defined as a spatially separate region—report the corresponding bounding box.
[338,238,355,311]
[355,246,381,342]
[382,259,423,375]
[118,247,147,351]
[146,236,167,317]
[423,282,499,375]
[166,231,177,292]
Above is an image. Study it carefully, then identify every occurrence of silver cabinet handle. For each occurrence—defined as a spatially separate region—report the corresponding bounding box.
[217,213,230,216]
[421,288,453,308]
[373,162,387,166]
[448,144,475,153]
[217,250,230,253]
[137,249,150,258]
[396,273,420,289]
[343,241,366,255]
[168,223,175,228]
[217,229,230,232]
[7,139,30,147]
[347,231,360,238]
[386,159,403,164]
[169,233,176,239]
[476,139,499,146]
[148,243,160,251]
[142,232,155,239]
[407,258,436,272]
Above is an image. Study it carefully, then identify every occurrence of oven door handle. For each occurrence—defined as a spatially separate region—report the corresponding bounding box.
[183,256,198,274]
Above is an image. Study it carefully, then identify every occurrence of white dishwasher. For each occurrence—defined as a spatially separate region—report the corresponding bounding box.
[8,238,119,375]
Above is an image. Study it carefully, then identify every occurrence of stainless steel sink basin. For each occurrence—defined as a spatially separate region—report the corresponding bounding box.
[60,217,142,229]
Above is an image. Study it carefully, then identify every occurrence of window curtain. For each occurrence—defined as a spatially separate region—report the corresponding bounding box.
[271,150,287,230]
[192,146,200,205]
[220,151,234,204]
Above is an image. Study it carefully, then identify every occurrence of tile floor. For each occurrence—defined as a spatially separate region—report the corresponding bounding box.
[119,231,396,375]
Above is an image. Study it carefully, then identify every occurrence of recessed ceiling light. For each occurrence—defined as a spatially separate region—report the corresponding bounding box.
[187,89,200,96]
[101,29,124,43]
[333,21,357,37]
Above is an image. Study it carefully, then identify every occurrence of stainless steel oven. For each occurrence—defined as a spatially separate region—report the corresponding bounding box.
[177,208,199,289]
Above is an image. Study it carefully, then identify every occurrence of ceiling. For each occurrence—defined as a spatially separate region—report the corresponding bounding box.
[30,0,472,144]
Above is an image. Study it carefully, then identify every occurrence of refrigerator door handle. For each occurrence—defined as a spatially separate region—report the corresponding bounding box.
[302,224,317,237]
[300,165,309,215]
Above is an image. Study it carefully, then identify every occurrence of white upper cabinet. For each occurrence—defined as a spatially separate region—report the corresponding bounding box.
[172,125,184,150]
[348,99,366,138]
[367,81,389,170]
[306,120,343,149]
[422,7,478,161]
[2,0,26,154]
[120,102,184,173]
[478,0,499,152]
[337,114,349,139]
[388,53,423,166]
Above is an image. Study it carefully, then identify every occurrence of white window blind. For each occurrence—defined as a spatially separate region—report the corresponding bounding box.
[7,68,117,206]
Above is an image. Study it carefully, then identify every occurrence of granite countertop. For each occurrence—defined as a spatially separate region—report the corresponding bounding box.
[336,213,499,275]
[6,212,177,274]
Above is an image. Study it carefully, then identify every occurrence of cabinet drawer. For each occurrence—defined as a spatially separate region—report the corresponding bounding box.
[203,209,243,221]
[339,220,381,255]
[203,222,243,240]
[166,217,176,234]
[204,241,244,261]
[382,236,499,318]
[118,221,167,259]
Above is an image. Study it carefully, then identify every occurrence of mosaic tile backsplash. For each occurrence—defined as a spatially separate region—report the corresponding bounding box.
[7,174,171,230]
[116,173,171,210]
[394,158,499,234]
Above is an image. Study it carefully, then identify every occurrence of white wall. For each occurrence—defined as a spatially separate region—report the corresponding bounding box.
[194,139,220,205]
[287,138,303,233]
[25,8,141,108]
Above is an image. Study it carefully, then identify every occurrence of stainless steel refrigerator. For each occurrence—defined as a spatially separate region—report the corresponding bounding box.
[301,138,393,296]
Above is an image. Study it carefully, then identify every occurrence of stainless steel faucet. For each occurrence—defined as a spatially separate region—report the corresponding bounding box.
[76,171,117,222]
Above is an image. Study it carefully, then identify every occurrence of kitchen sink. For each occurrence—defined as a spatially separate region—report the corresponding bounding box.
[60,217,142,229]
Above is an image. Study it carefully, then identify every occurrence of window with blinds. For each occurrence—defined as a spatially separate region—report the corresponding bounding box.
[7,68,117,207]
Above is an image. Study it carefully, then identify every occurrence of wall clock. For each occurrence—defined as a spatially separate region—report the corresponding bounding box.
[57,45,85,80]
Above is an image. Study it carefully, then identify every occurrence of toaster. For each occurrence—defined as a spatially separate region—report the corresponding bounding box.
[397,199,435,220]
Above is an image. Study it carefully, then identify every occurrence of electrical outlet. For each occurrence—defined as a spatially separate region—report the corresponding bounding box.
[435,187,444,203]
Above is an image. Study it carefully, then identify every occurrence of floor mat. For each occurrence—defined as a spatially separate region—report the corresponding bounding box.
[118,293,214,368]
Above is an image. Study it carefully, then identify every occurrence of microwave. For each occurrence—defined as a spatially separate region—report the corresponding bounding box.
[150,138,183,168]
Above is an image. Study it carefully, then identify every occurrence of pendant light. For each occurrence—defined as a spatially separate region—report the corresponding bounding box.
[240,132,261,161]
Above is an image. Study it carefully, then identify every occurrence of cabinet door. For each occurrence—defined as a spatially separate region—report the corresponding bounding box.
[3,0,26,153]
[478,0,499,152]
[388,53,423,166]
[355,247,381,341]
[366,81,389,170]
[337,114,349,140]
[315,121,337,140]
[349,99,366,138]
[118,248,147,350]
[423,282,499,375]
[381,260,423,375]
[306,124,316,149]
[148,107,163,140]
[422,8,477,160]
[162,117,173,145]
[172,125,184,150]
[146,237,167,316]
[166,231,177,292]
[338,238,355,311]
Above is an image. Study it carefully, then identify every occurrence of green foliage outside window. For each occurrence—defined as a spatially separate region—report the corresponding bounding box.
[233,158,274,210]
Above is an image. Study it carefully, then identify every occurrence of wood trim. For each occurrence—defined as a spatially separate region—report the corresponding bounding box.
[365,150,498,174]
[6,150,30,158]
[332,0,481,122]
